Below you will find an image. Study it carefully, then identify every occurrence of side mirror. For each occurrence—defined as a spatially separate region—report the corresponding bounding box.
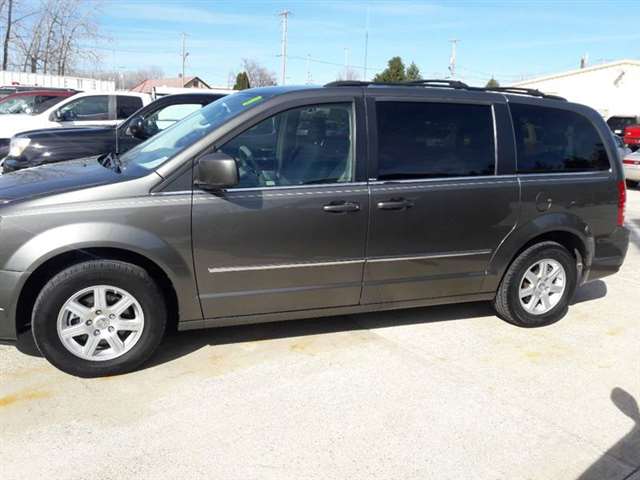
[52,109,64,121]
[195,152,239,190]
[128,116,146,139]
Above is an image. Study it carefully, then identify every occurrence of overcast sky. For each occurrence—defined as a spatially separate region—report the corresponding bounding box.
[97,0,640,87]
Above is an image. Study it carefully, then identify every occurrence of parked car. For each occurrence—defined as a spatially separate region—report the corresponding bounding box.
[607,115,639,136]
[0,82,629,377]
[0,85,74,98]
[0,89,76,115]
[623,149,640,188]
[614,133,632,160]
[0,89,78,157]
[2,92,226,173]
[623,124,640,151]
[0,91,151,155]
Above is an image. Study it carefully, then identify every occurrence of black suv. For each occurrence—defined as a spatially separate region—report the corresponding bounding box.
[2,92,225,173]
[0,81,629,377]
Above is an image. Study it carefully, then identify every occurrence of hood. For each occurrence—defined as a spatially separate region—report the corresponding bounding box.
[0,114,42,139]
[0,157,126,202]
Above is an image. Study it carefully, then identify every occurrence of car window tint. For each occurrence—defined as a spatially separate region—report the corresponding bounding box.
[376,101,495,180]
[59,95,109,120]
[219,103,354,188]
[116,96,143,119]
[511,103,610,174]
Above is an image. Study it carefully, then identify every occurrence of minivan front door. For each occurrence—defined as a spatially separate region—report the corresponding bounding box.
[192,99,369,319]
[363,95,519,303]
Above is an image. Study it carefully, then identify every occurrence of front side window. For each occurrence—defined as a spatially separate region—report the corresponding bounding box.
[58,95,109,121]
[218,103,354,188]
[376,101,495,180]
[511,104,610,174]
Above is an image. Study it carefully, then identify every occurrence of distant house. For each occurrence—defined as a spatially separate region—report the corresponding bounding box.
[130,76,211,93]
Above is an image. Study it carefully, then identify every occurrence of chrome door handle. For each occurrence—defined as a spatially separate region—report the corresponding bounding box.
[323,201,360,213]
[377,198,414,210]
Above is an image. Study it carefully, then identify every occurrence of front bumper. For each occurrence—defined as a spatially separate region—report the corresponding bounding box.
[0,269,26,341]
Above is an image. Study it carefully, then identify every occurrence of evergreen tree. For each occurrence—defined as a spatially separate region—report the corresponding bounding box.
[406,62,422,81]
[233,71,251,90]
[374,56,407,83]
[485,77,500,88]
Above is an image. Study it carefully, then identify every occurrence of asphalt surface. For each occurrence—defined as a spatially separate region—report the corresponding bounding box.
[1,190,639,480]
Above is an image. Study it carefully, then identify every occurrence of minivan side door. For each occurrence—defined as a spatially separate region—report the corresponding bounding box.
[192,95,369,319]
[363,90,519,303]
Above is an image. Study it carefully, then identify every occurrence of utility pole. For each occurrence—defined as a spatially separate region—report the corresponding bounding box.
[363,6,370,80]
[344,47,350,79]
[181,33,189,86]
[448,39,459,78]
[306,53,312,84]
[279,10,291,85]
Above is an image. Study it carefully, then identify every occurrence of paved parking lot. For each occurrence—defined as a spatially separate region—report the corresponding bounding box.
[1,190,639,480]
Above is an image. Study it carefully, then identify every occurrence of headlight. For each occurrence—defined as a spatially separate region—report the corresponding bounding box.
[9,137,30,157]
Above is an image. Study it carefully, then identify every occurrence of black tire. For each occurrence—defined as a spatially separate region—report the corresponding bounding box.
[626,180,638,189]
[494,241,577,328]
[31,260,166,377]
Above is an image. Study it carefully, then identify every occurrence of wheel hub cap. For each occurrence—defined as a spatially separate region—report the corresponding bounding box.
[56,285,145,362]
[518,259,566,315]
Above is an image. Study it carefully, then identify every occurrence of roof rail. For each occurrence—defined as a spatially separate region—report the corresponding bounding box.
[324,79,566,101]
[483,86,566,101]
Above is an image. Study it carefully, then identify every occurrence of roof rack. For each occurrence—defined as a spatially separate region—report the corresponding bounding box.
[324,79,566,101]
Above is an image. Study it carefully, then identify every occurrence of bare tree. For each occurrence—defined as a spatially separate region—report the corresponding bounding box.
[7,0,104,75]
[240,58,277,87]
[2,0,13,70]
[93,66,164,90]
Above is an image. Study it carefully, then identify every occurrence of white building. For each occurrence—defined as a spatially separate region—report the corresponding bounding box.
[0,70,115,92]
[510,59,640,119]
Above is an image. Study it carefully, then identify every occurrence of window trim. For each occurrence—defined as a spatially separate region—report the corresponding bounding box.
[371,98,498,182]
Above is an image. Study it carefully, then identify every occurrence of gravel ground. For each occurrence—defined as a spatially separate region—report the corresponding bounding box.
[1,190,639,480]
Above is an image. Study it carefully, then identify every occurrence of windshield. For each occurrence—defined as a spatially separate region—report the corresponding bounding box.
[119,91,274,171]
[0,95,67,115]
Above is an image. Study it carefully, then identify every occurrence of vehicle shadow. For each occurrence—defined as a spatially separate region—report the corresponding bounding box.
[145,301,495,369]
[576,388,640,480]
[14,280,609,364]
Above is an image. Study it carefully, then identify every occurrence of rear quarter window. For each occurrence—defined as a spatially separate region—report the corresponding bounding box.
[116,96,143,119]
[511,103,610,174]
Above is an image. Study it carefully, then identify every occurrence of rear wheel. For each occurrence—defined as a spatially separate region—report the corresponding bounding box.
[32,260,166,377]
[494,241,577,327]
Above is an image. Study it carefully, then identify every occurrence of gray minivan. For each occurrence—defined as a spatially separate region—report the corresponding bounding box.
[0,82,630,377]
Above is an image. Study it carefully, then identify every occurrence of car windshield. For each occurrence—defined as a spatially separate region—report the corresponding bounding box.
[119,91,274,171]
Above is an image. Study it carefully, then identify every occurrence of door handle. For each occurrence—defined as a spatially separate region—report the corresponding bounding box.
[377,198,414,210]
[322,201,360,213]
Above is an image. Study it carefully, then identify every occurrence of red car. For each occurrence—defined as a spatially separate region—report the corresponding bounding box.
[623,124,640,151]
[0,89,76,115]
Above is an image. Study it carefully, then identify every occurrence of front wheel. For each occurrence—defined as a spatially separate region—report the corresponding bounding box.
[32,260,167,377]
[494,241,577,327]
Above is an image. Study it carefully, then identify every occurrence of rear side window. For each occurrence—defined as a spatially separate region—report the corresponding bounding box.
[511,104,610,174]
[376,101,495,180]
[116,96,143,119]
